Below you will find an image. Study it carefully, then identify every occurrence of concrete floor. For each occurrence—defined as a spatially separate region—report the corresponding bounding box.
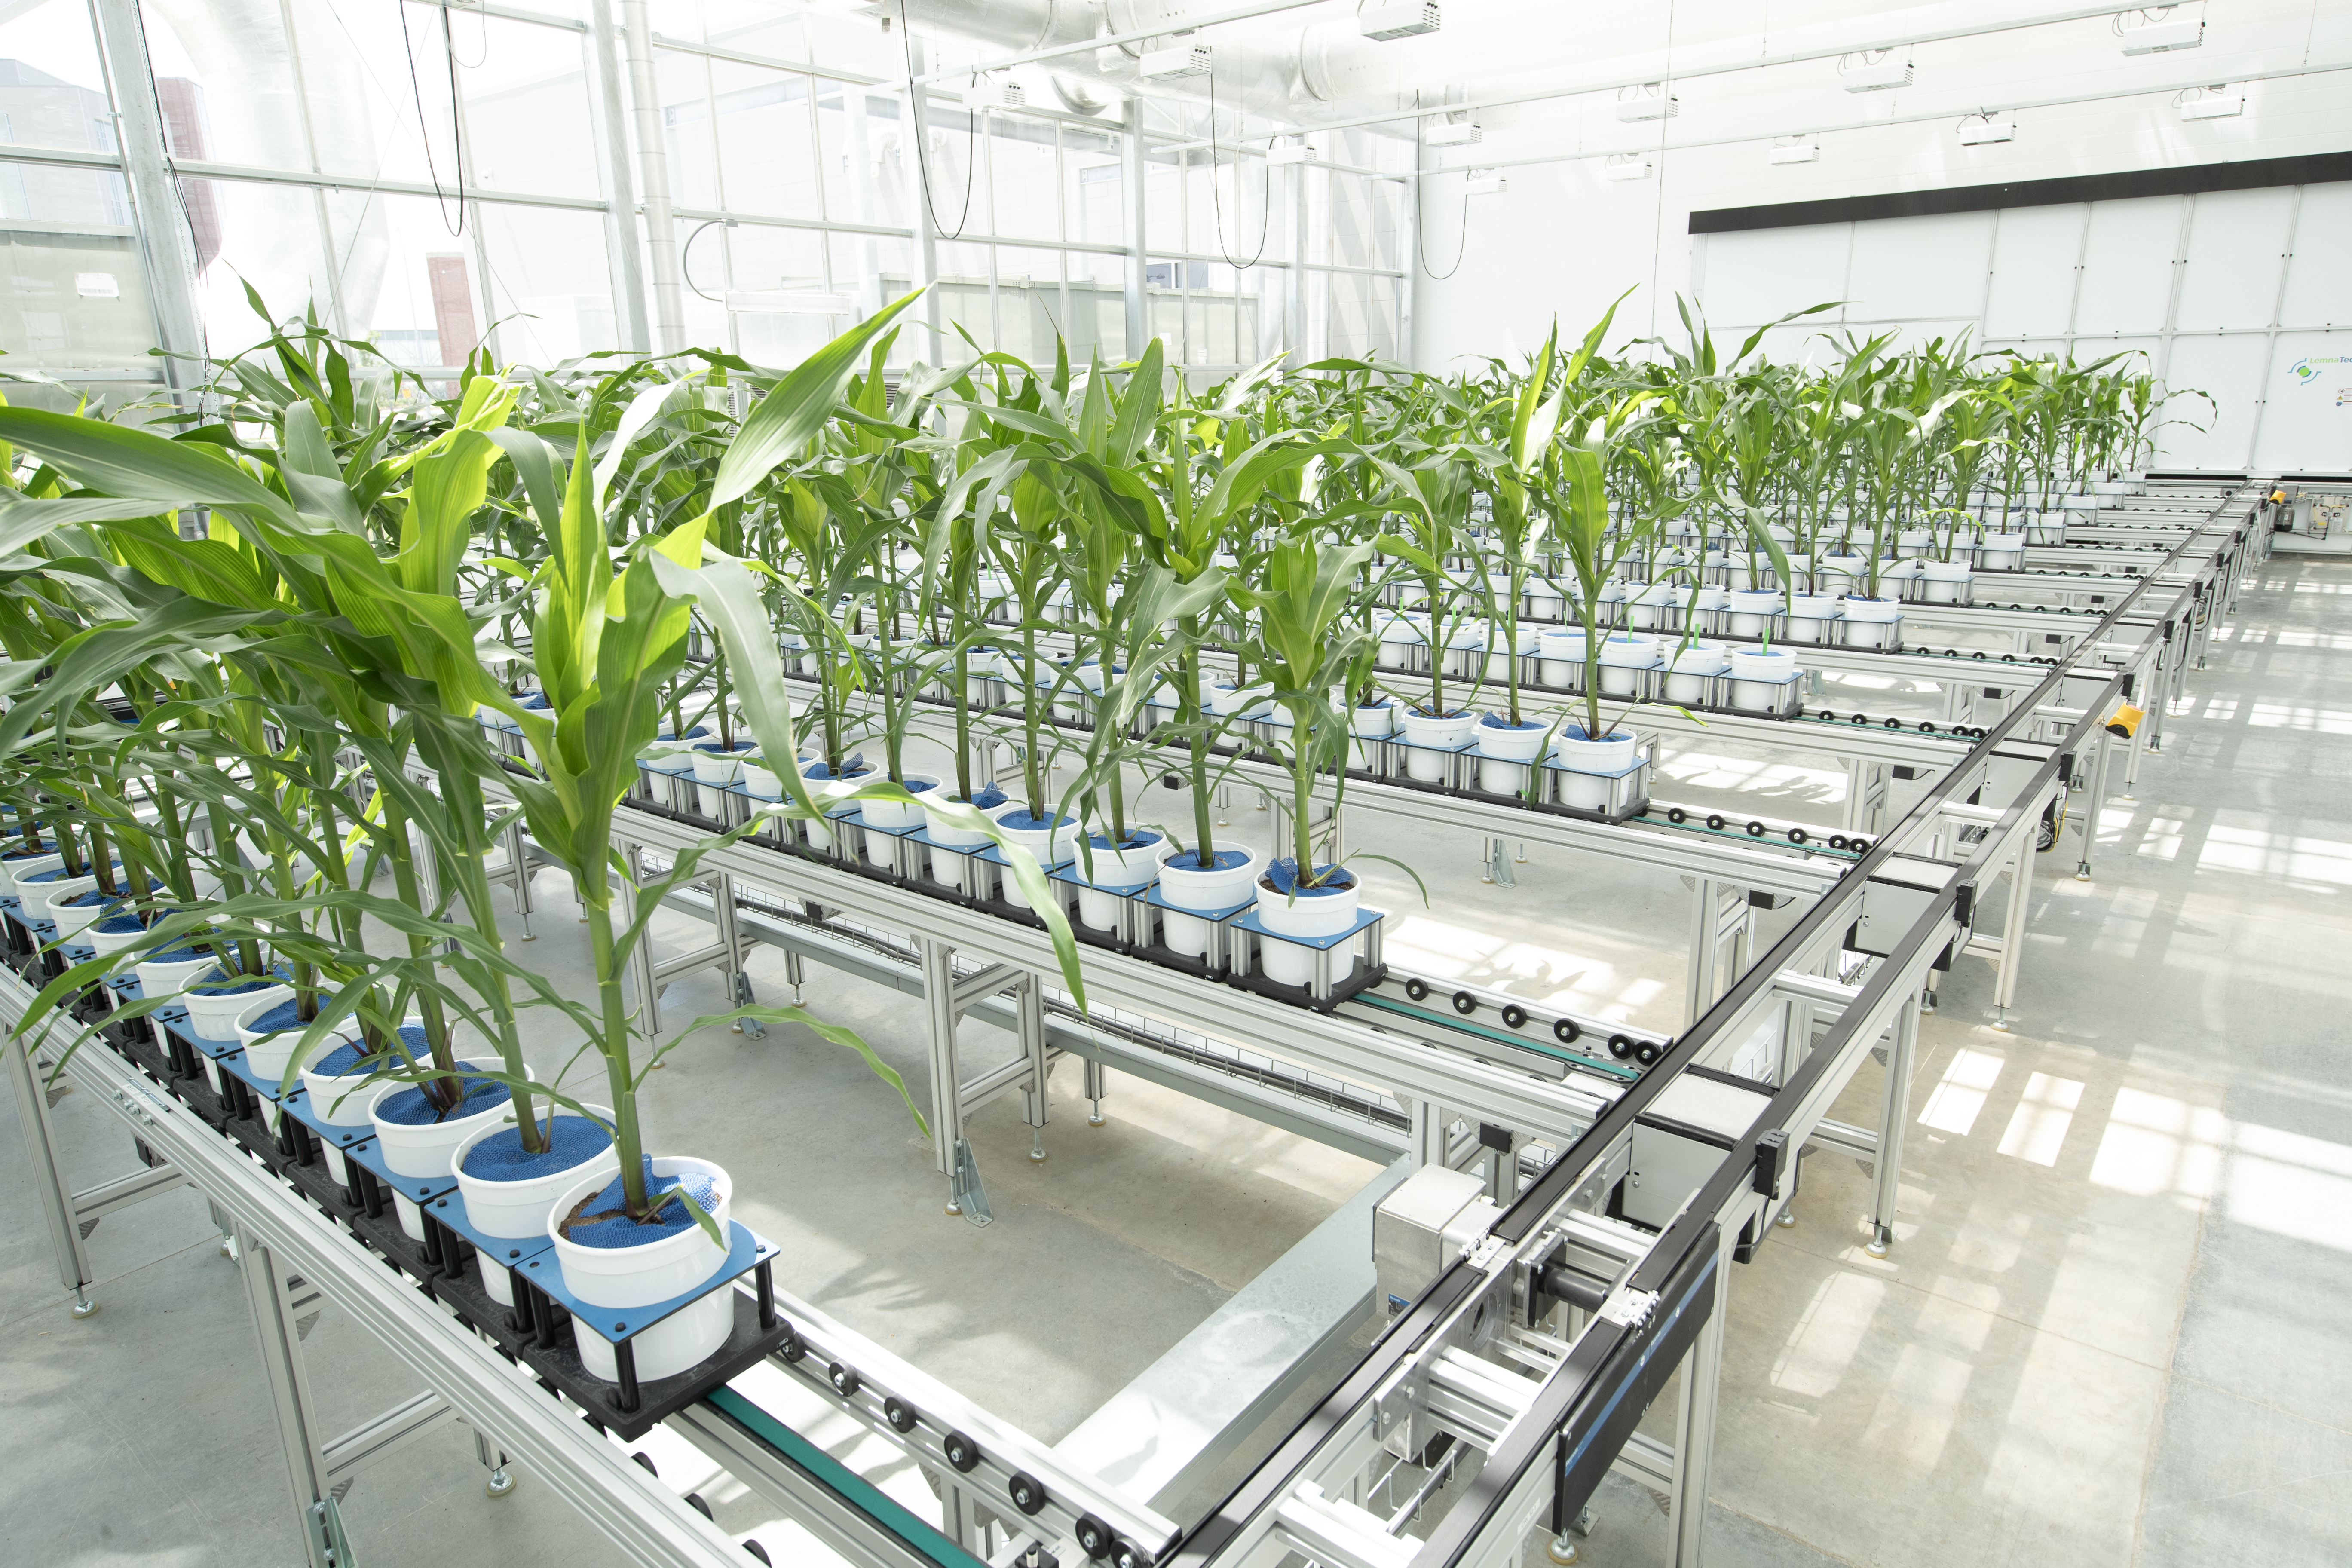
[7,550,2345,1566]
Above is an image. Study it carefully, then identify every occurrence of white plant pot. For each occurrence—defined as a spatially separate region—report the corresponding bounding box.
[186,975,293,1042]
[1840,595,1904,650]
[1157,848,1262,958]
[235,994,358,1081]
[1253,866,1361,988]
[1785,594,1844,644]
[739,751,781,797]
[1481,628,1539,681]
[1377,619,1426,670]
[1596,635,1660,697]
[1350,701,1397,768]
[1537,628,1588,687]
[1896,527,1935,558]
[1397,707,1479,783]
[1528,588,1565,620]
[372,1057,528,1241]
[1072,830,1170,931]
[1663,641,1728,704]
[988,805,1078,910]
[455,1103,620,1306]
[135,949,220,1007]
[1626,581,1681,631]
[85,916,152,967]
[1724,589,1782,640]
[1979,531,2028,570]
[859,775,939,860]
[43,883,114,938]
[1553,725,1637,812]
[0,849,64,896]
[548,1156,735,1384]
[1816,554,1869,594]
[921,795,999,892]
[1918,560,1973,604]
[1476,715,1551,793]
[1729,649,1799,712]
[1205,681,1274,719]
[690,744,754,816]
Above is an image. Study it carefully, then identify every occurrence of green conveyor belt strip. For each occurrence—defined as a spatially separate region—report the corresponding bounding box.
[702,1385,988,1568]
[1355,993,1642,1082]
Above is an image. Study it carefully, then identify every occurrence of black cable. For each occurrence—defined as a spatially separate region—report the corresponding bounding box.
[897,0,976,242]
[1415,176,1470,281]
[682,220,727,303]
[399,0,466,236]
[1205,70,1269,270]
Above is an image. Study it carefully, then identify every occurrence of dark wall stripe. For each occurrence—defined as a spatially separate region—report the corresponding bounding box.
[1689,151,2352,235]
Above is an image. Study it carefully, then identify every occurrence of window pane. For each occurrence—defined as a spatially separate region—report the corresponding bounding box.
[476,202,615,365]
[710,58,821,218]
[984,111,1056,242]
[456,16,602,201]
[329,191,481,371]
[0,0,117,155]
[193,178,335,359]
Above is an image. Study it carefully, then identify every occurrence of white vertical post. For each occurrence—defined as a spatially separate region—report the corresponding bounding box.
[621,0,686,352]
[89,0,208,401]
[587,0,652,352]
[1122,98,1146,355]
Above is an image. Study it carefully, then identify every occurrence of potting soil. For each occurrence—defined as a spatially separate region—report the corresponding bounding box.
[562,1159,721,1248]
[374,1073,511,1125]
[462,1114,613,1181]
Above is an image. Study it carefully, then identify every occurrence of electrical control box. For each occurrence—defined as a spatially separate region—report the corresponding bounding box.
[1847,852,1963,959]
[1620,1074,1773,1230]
[1373,1164,1499,1316]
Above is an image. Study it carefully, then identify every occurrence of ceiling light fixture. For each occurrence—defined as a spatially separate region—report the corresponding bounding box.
[1601,154,1652,182]
[1464,168,1507,196]
[1615,83,1679,122]
[2176,84,2242,119]
[1839,50,1913,92]
[1359,1,1440,41]
[1138,43,1211,79]
[1957,112,2016,145]
[2118,5,2203,55]
[1769,136,1820,165]
[1424,119,1482,146]
[1266,141,1311,165]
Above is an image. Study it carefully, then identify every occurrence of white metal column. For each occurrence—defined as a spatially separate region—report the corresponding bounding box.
[89,0,209,398]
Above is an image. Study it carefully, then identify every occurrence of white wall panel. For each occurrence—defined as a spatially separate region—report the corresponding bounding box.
[1698,224,1851,331]
[2254,332,2352,472]
[2159,335,2269,470]
[1845,211,1994,323]
[1984,205,2083,339]
[2176,188,2295,332]
[2278,183,2352,330]
[2074,196,2184,337]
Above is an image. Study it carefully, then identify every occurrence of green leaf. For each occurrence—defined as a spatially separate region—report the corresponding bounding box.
[0,407,298,525]
[709,290,924,509]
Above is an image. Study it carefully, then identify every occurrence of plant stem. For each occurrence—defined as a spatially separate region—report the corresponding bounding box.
[584,885,648,1216]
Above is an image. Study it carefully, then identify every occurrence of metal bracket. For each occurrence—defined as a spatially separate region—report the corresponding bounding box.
[306,1494,357,1568]
[949,1137,992,1227]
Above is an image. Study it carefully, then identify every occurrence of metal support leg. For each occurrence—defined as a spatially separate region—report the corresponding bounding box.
[1083,1056,1106,1127]
[6,1034,96,1317]
[918,939,964,1188]
[1865,996,1920,1257]
[1410,1100,1451,1169]
[1666,1231,1731,1568]
[475,1427,516,1499]
[709,871,762,1038]
[2073,731,2113,882]
[236,1222,336,1568]
[502,816,536,941]
[1017,975,1049,1162]
[1992,828,2034,1032]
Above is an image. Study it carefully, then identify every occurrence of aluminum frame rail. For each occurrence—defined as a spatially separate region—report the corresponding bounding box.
[1156,491,2241,1568]
[0,974,760,1568]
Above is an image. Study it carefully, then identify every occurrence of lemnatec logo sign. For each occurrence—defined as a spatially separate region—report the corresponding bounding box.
[2289,355,2346,385]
